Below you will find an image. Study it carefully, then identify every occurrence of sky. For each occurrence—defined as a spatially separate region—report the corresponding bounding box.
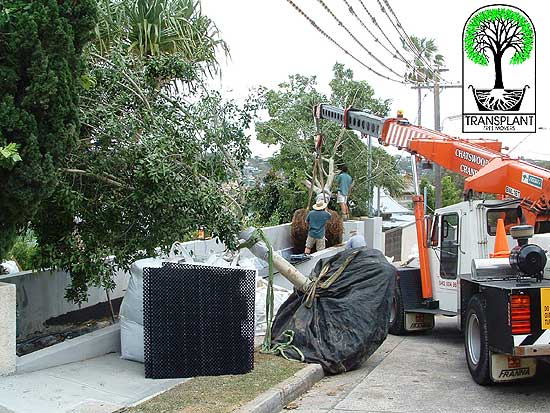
[202,0,550,160]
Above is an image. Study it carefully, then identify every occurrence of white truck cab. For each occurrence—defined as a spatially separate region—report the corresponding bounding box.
[390,199,550,384]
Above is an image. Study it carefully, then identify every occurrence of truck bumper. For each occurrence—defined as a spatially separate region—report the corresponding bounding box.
[514,344,550,356]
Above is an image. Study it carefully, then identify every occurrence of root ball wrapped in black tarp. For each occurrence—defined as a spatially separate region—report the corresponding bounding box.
[270,248,396,374]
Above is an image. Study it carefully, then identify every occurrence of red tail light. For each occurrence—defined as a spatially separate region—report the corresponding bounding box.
[510,294,531,335]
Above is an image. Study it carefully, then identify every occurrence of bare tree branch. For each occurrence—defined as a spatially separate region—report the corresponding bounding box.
[63,168,133,190]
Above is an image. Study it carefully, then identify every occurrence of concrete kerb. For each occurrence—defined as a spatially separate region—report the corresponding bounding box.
[236,363,324,413]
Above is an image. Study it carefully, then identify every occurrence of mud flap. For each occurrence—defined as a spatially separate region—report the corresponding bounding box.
[490,353,537,382]
[405,312,434,332]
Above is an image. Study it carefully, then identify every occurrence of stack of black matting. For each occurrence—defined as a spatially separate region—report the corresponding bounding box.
[143,262,255,378]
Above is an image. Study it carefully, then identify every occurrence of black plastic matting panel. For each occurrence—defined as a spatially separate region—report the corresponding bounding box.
[143,263,255,379]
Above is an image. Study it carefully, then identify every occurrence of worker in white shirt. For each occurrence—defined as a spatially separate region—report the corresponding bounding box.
[345,229,366,249]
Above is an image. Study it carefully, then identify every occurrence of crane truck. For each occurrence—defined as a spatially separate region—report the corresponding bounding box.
[314,104,550,385]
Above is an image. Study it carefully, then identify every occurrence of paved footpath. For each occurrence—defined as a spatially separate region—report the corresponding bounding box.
[290,316,550,413]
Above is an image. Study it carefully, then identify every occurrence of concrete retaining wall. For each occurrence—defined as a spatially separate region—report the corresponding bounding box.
[0,282,16,376]
[0,269,129,339]
[400,222,417,262]
[365,217,383,251]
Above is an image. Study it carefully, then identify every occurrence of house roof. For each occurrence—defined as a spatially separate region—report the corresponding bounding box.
[372,187,411,215]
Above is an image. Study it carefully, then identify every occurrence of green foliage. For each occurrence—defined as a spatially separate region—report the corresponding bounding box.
[34,0,253,302]
[403,36,444,82]
[0,0,97,258]
[329,64,391,115]
[464,7,534,66]
[0,143,21,169]
[245,171,308,226]
[93,0,228,73]
[441,176,462,208]
[420,174,462,213]
[6,231,39,271]
[33,45,256,302]
[254,63,402,224]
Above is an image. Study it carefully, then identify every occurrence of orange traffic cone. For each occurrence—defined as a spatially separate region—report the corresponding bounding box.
[490,218,510,258]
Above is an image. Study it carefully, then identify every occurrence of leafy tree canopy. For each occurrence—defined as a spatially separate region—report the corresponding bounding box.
[11,0,256,303]
[0,0,97,257]
[254,63,403,221]
[34,51,256,301]
[93,0,228,73]
[420,175,462,213]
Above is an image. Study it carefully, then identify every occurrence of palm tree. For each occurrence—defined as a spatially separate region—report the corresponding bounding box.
[93,0,228,72]
[403,36,444,83]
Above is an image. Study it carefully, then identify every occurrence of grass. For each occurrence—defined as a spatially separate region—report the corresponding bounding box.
[126,352,305,413]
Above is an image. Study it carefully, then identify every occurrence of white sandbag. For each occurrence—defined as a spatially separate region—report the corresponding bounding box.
[119,257,165,324]
[204,254,230,267]
[0,260,20,274]
[254,276,291,336]
[120,316,144,362]
[238,257,265,271]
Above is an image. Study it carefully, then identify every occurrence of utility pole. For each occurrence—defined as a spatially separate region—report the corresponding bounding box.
[434,70,442,209]
[411,70,461,210]
[417,87,422,126]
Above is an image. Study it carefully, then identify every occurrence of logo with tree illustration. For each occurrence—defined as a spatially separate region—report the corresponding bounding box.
[464,6,534,112]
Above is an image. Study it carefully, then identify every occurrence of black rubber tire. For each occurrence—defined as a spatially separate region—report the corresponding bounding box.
[388,284,407,335]
[464,294,492,385]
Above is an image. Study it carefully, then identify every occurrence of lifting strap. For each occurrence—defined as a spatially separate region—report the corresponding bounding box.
[239,229,305,361]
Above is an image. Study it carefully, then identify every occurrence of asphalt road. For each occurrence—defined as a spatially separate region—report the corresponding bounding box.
[289,316,550,412]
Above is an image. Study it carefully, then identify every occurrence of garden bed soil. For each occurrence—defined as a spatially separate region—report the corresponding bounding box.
[16,297,122,356]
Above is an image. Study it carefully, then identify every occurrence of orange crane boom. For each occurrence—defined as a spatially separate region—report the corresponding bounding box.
[314,104,550,302]
[381,118,550,227]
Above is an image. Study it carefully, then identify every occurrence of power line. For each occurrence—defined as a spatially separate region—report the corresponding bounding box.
[376,0,444,82]
[379,0,440,79]
[314,0,406,80]
[383,0,446,82]
[353,0,430,83]
[284,0,407,84]
[338,0,419,77]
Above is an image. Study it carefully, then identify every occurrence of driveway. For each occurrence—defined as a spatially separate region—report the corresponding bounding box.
[291,316,550,412]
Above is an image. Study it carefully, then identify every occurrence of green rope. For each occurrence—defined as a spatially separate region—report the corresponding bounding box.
[304,251,359,309]
[268,330,305,362]
[240,229,304,362]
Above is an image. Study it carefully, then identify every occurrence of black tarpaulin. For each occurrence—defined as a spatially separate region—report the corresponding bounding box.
[270,248,396,374]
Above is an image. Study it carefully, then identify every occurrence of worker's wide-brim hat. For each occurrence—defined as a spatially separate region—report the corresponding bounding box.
[313,199,328,210]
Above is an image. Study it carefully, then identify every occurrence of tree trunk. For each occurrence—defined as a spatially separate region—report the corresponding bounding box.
[494,53,504,89]
[239,227,311,292]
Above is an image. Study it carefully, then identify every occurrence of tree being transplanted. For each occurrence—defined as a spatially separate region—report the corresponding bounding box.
[255,64,403,222]
[465,7,534,90]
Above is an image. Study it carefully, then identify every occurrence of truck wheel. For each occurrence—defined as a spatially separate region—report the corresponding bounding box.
[389,285,407,335]
[465,294,491,385]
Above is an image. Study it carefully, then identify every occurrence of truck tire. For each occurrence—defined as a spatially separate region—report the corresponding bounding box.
[389,284,407,335]
[464,294,491,385]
